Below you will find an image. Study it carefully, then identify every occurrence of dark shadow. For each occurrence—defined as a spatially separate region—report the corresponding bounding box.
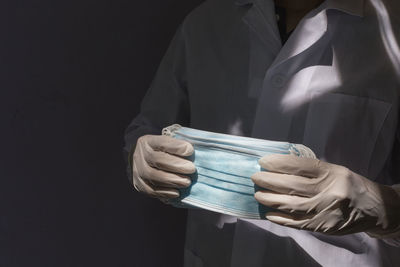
[184,210,237,267]
[231,220,322,267]
[0,1,204,267]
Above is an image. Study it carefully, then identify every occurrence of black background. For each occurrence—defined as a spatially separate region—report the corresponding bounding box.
[1,0,204,266]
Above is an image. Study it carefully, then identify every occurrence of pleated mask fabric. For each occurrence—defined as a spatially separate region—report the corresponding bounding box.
[162,124,316,219]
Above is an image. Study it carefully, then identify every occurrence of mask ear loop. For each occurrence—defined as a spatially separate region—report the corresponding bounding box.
[290,144,317,159]
[162,124,182,137]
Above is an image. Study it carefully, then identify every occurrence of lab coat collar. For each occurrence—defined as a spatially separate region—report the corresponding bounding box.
[235,0,365,17]
[325,0,365,17]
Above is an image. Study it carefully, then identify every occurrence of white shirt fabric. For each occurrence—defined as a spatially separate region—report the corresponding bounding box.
[124,0,400,266]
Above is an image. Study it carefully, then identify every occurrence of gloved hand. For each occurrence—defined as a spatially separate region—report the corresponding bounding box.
[252,154,400,237]
[132,135,196,200]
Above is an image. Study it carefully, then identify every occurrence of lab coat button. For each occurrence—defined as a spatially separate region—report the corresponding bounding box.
[271,74,286,87]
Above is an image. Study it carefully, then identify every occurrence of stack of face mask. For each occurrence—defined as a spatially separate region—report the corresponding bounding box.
[162,124,316,219]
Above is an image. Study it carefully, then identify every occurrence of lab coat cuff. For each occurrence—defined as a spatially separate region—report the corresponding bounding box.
[366,229,400,247]
[365,184,400,246]
[127,145,136,186]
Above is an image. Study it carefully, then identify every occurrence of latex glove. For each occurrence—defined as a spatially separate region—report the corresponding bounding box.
[252,154,400,236]
[132,135,196,200]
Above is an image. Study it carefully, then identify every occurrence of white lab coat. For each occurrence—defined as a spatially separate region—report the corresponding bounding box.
[124,0,400,266]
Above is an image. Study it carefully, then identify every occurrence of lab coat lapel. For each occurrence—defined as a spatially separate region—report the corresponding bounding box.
[236,0,281,53]
[269,3,329,70]
[268,0,365,69]
[236,0,282,98]
[251,5,333,140]
[248,0,366,140]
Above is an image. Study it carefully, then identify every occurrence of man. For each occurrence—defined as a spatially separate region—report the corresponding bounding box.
[124,0,400,266]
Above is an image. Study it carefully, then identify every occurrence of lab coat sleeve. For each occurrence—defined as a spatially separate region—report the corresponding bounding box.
[123,24,191,184]
[380,106,400,246]
[367,110,400,246]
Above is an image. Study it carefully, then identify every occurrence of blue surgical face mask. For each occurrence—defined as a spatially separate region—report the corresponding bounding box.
[162,124,316,219]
